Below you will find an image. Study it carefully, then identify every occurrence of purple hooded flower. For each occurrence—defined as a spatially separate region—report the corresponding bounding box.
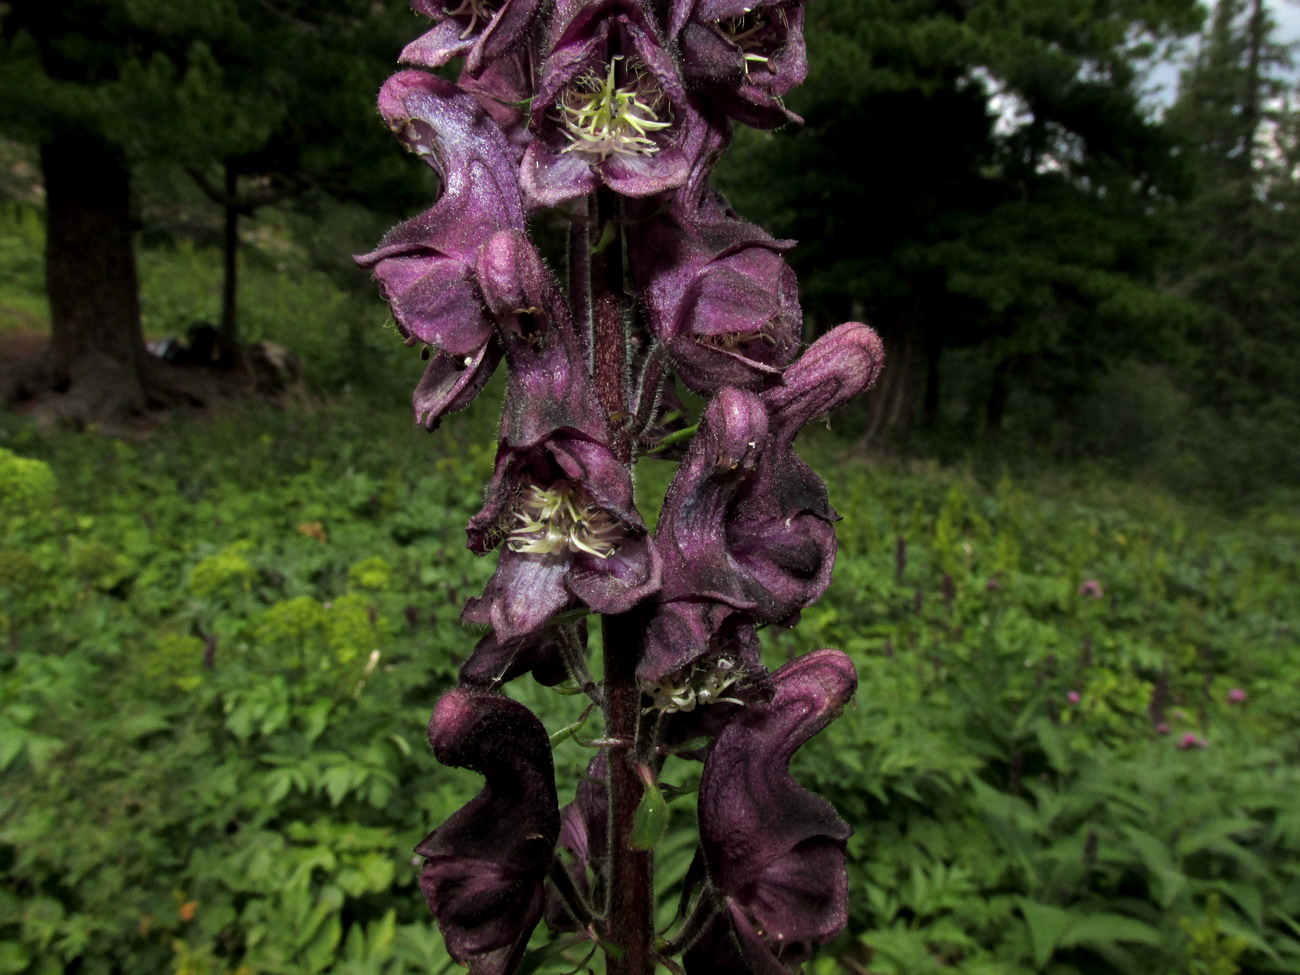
[627,173,801,394]
[638,387,767,684]
[462,236,661,641]
[401,0,542,74]
[728,322,885,624]
[354,72,525,429]
[645,321,883,671]
[684,649,856,974]
[669,0,808,128]
[520,0,705,206]
[463,432,660,641]
[415,687,560,974]
[651,615,775,753]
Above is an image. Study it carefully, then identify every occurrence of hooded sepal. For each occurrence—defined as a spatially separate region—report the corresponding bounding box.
[416,687,561,974]
[726,322,885,624]
[628,186,800,395]
[354,72,526,429]
[688,649,857,971]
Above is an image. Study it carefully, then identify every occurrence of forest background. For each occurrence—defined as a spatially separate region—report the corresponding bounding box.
[1,0,1299,973]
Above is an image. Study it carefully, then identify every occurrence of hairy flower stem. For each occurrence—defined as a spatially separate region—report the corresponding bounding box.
[584,186,653,973]
[602,611,655,973]
[590,188,631,463]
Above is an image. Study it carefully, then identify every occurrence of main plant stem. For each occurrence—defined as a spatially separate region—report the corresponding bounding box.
[583,189,654,974]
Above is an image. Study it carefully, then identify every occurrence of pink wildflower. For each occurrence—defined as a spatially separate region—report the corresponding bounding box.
[1227,687,1247,704]
[1078,579,1103,599]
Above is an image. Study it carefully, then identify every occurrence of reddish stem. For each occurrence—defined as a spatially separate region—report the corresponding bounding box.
[582,187,654,974]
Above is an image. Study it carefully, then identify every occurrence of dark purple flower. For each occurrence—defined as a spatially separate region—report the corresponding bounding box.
[462,232,661,641]
[520,0,704,206]
[415,687,560,974]
[685,649,856,973]
[727,322,885,624]
[652,616,775,752]
[463,431,660,641]
[401,0,541,74]
[647,324,884,649]
[670,0,808,128]
[354,71,525,429]
[627,181,800,394]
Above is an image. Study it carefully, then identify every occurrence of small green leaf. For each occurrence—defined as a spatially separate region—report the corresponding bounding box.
[1019,899,1073,968]
[630,778,669,852]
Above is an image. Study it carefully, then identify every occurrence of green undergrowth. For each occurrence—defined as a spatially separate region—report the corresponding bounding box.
[0,393,1297,975]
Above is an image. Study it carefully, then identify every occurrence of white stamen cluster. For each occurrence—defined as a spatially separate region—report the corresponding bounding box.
[642,655,743,713]
[507,482,622,559]
[559,56,672,159]
[444,0,496,39]
[716,9,781,73]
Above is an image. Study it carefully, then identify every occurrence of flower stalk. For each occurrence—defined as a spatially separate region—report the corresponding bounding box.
[357,2,885,971]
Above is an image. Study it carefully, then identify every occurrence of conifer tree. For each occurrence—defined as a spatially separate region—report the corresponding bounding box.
[718,0,1200,444]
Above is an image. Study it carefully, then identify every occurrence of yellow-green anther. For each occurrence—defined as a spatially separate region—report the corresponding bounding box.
[508,482,622,558]
[559,57,672,160]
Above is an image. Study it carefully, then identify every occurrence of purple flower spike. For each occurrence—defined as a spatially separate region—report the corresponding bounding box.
[628,191,801,394]
[415,687,560,975]
[687,649,856,973]
[354,72,526,428]
[520,0,703,206]
[672,0,808,128]
[402,0,541,74]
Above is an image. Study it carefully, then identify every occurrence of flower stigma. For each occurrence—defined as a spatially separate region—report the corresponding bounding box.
[642,655,744,713]
[507,481,622,559]
[559,56,672,159]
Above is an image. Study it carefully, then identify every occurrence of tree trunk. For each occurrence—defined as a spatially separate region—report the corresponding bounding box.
[218,161,241,366]
[41,133,149,414]
[984,357,1014,439]
[922,324,944,428]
